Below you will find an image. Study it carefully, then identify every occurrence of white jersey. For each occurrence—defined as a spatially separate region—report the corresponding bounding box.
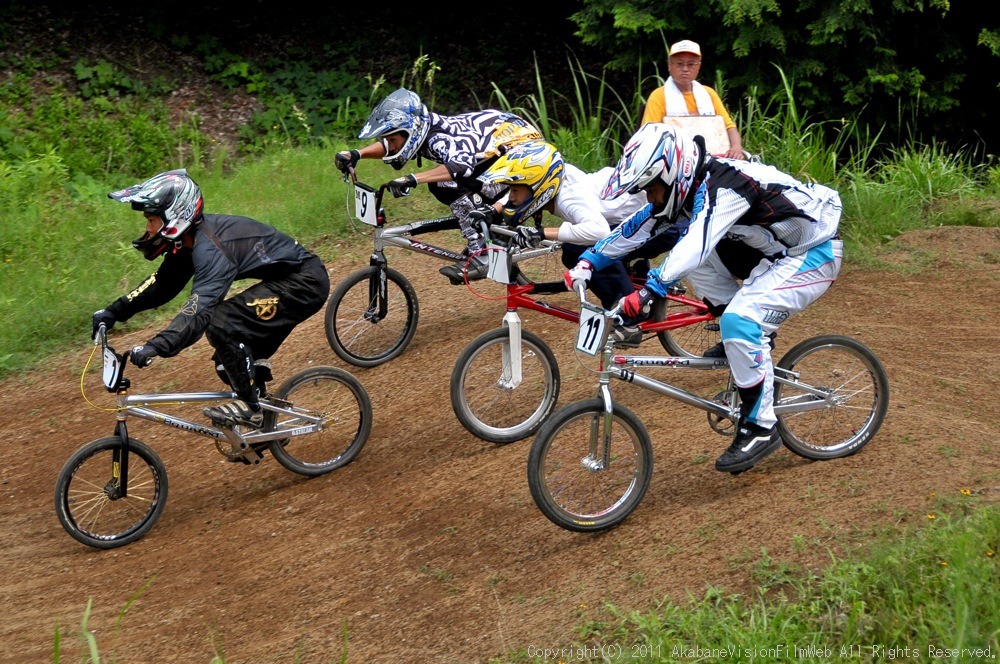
[550,164,648,245]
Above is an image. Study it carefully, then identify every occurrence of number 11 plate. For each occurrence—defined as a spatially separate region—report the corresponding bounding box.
[575,305,607,356]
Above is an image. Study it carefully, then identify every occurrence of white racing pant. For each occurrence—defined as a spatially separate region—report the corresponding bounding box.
[714,239,844,428]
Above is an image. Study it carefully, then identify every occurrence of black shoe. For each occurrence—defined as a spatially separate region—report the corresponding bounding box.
[609,324,643,348]
[703,341,726,358]
[439,256,488,284]
[715,420,781,473]
[204,400,264,429]
[626,258,650,280]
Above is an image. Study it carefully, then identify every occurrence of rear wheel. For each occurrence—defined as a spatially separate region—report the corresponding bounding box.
[774,335,889,460]
[264,367,372,476]
[651,280,720,358]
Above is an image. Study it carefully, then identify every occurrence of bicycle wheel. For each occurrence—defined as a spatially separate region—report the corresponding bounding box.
[774,334,889,460]
[651,280,720,358]
[512,245,566,286]
[54,437,168,549]
[324,266,419,367]
[265,367,373,476]
[450,328,560,444]
[527,399,653,532]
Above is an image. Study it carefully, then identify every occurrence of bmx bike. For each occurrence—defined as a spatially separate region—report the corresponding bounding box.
[449,230,720,444]
[526,285,889,532]
[55,324,373,549]
[324,167,560,367]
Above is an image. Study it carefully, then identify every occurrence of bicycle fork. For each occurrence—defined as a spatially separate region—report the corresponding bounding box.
[498,310,524,389]
[110,416,131,499]
[366,249,389,322]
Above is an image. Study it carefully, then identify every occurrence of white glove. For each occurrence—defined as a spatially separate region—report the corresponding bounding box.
[563,259,593,291]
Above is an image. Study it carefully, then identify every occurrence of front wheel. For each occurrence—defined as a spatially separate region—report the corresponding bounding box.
[264,367,373,476]
[450,328,560,444]
[54,437,168,549]
[527,399,653,532]
[324,266,419,367]
[774,334,889,460]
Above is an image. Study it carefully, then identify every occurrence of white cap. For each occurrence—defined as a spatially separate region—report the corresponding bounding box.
[669,40,702,57]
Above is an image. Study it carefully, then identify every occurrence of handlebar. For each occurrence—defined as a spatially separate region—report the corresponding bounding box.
[93,322,152,368]
[575,281,625,321]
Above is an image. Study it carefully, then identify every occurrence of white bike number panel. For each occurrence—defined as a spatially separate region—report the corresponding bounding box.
[102,347,120,390]
[487,244,511,284]
[575,307,606,356]
[354,183,378,226]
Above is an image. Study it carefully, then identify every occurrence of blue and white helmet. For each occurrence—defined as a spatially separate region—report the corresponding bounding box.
[602,123,704,219]
[358,88,431,170]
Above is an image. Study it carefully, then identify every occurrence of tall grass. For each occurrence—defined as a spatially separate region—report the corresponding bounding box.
[488,54,637,172]
[0,145,357,377]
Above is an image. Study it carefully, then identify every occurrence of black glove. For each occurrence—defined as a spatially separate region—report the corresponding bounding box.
[129,344,158,367]
[92,309,116,342]
[386,174,418,198]
[335,149,360,173]
[513,226,543,249]
[467,206,499,228]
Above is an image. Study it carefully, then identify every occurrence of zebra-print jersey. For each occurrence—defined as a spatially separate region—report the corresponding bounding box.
[421,110,535,179]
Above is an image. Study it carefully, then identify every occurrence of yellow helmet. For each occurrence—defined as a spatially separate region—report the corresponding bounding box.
[479,140,563,224]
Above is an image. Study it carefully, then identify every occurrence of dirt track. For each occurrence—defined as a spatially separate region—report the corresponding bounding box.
[2,226,998,663]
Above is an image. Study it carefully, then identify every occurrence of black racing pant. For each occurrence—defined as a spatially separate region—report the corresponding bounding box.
[561,221,689,310]
[206,254,330,398]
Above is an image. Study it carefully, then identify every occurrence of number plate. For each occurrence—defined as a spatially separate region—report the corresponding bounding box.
[575,304,607,356]
[102,346,121,390]
[353,182,378,226]
[486,244,511,284]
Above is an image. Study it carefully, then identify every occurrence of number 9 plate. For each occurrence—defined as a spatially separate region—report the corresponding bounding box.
[353,182,378,226]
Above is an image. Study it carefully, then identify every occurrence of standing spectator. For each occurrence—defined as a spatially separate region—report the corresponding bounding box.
[640,40,745,159]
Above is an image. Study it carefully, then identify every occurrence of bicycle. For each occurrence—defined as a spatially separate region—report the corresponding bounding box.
[526,284,889,532]
[324,167,561,367]
[55,324,373,549]
[449,230,720,444]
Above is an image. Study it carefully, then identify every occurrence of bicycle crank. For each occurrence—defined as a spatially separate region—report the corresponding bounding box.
[707,390,737,435]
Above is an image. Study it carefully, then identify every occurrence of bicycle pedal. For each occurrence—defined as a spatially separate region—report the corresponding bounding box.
[228,449,264,466]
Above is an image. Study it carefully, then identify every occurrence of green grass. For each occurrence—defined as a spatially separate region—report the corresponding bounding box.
[490,501,1000,663]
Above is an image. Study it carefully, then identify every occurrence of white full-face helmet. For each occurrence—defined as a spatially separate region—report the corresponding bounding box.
[601,123,705,219]
[108,169,204,259]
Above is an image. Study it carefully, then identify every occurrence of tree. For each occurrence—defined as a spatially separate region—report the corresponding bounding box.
[571,0,1000,154]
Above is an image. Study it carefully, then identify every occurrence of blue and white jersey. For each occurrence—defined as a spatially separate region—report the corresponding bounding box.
[583,158,841,292]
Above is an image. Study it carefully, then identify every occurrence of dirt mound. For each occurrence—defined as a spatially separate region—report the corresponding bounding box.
[2,226,998,662]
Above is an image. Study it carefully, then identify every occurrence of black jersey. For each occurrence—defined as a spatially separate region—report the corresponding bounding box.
[106,213,319,356]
